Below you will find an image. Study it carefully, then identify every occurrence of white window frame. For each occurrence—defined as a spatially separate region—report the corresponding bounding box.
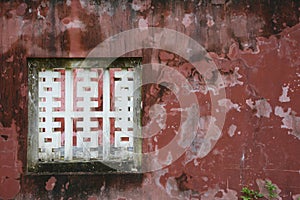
[27,58,142,173]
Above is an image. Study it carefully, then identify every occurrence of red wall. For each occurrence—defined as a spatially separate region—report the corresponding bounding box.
[0,0,300,199]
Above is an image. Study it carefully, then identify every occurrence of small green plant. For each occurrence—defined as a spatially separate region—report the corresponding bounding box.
[265,180,277,199]
[241,187,264,200]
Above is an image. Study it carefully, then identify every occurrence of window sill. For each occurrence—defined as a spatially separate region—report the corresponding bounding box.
[27,160,139,175]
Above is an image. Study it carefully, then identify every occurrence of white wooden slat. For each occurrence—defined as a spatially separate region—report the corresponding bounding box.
[38,121,61,128]
[114,70,135,149]
[102,69,110,160]
[64,70,73,160]
[75,69,102,160]
[38,71,62,161]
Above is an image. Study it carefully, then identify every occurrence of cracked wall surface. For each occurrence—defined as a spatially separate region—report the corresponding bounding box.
[0,0,299,199]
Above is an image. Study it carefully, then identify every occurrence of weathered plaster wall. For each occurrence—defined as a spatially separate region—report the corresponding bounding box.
[0,0,299,199]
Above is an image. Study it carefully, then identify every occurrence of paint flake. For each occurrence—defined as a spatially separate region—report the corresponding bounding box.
[279,85,290,102]
[182,13,194,28]
[218,98,241,112]
[246,98,272,118]
[275,106,300,139]
[228,124,237,137]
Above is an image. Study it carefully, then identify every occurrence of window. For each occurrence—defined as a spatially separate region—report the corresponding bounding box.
[27,58,141,173]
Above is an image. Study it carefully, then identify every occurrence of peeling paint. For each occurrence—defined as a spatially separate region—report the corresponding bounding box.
[131,0,151,12]
[143,103,167,136]
[256,179,282,200]
[138,18,149,31]
[63,19,86,30]
[184,115,222,164]
[222,67,244,88]
[275,106,300,139]
[177,104,199,149]
[292,194,300,200]
[206,14,215,27]
[218,98,241,112]
[165,177,179,197]
[228,124,237,137]
[182,13,194,28]
[279,85,291,102]
[201,186,238,200]
[246,98,272,118]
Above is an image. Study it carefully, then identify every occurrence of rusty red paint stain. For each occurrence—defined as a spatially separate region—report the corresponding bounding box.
[0,177,20,200]
[45,176,57,191]
[0,123,20,200]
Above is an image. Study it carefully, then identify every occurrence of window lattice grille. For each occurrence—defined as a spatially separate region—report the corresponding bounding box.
[37,68,135,162]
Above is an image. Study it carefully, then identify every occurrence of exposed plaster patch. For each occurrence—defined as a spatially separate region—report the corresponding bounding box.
[37,8,46,20]
[79,0,87,8]
[206,14,215,27]
[63,19,86,30]
[131,3,141,11]
[182,13,194,28]
[228,124,237,137]
[143,171,193,200]
[275,106,300,139]
[221,67,243,88]
[153,168,169,190]
[138,18,148,31]
[45,176,57,191]
[165,151,173,166]
[292,194,300,200]
[177,104,199,149]
[66,0,71,6]
[279,85,290,102]
[149,104,167,130]
[131,0,151,12]
[256,179,282,200]
[202,176,209,182]
[198,68,222,95]
[78,1,113,15]
[184,115,222,164]
[246,98,272,118]
[201,186,238,200]
[98,1,114,16]
[147,142,175,170]
[215,188,238,200]
[218,98,241,112]
[165,177,179,197]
